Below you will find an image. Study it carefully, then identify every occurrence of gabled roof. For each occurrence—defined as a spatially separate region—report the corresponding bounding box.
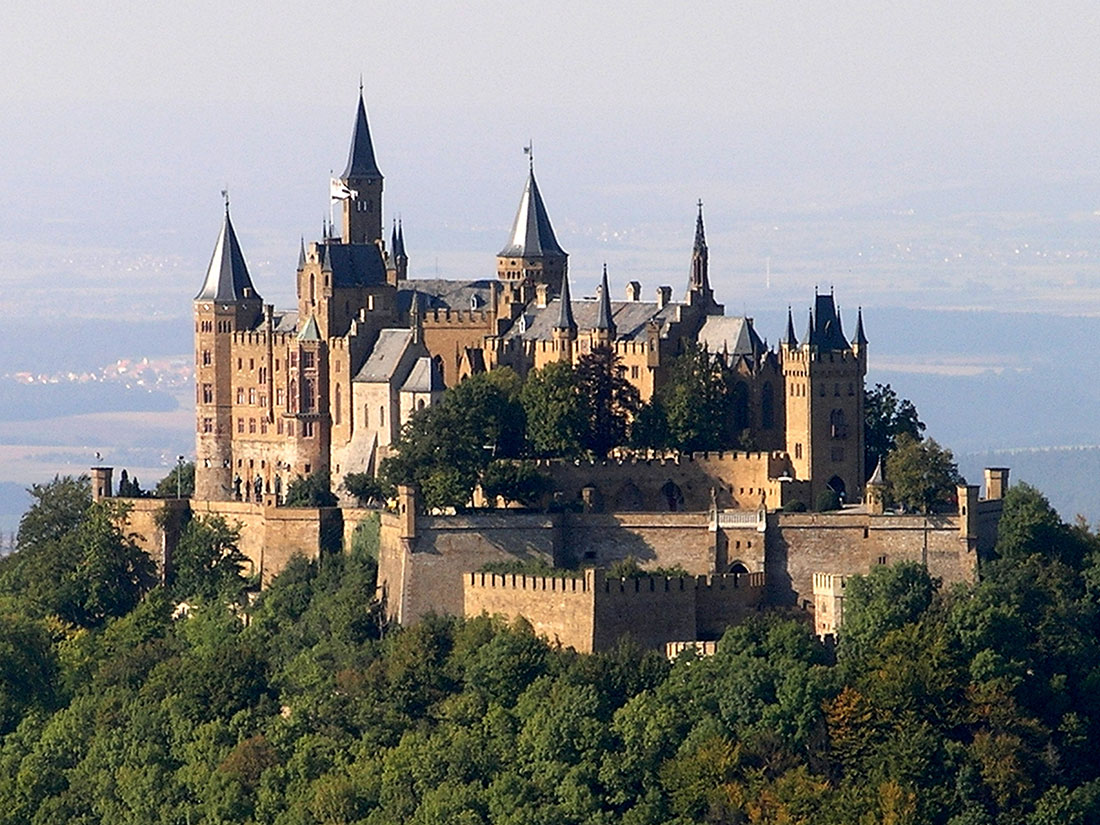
[195,207,261,302]
[698,316,766,358]
[498,168,566,258]
[315,242,387,288]
[355,329,415,383]
[401,356,445,393]
[341,91,382,179]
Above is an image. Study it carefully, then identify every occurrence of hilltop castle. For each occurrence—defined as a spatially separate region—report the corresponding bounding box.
[100,90,1008,652]
[192,90,870,510]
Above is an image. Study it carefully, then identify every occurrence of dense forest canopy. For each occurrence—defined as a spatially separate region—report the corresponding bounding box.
[1,475,1100,823]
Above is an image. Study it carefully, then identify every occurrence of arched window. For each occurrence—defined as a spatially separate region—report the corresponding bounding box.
[761,382,774,429]
[830,409,847,439]
[334,385,342,425]
[289,379,297,413]
[661,480,685,512]
[309,273,316,304]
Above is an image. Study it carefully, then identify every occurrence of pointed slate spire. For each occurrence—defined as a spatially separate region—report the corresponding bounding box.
[498,167,566,257]
[341,89,382,179]
[297,237,306,271]
[554,269,577,332]
[783,306,798,348]
[320,242,332,273]
[595,264,615,335]
[853,306,868,347]
[394,219,407,259]
[389,220,398,261]
[804,308,815,347]
[693,199,707,254]
[195,204,261,302]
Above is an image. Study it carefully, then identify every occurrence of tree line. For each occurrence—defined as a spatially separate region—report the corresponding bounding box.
[1,473,1100,822]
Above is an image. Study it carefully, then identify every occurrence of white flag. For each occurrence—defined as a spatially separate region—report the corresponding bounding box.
[330,178,358,200]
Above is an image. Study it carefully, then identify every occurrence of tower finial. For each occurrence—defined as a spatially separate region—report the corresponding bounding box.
[221,188,229,213]
[524,140,533,171]
[359,73,363,95]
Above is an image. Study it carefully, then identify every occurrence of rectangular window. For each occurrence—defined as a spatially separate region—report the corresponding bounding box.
[260,420,268,434]
[275,359,281,371]
[630,365,640,379]
[259,393,267,408]
[201,350,211,366]
[202,418,213,433]
[302,351,315,368]
[287,420,295,436]
[276,388,284,406]
[248,388,256,405]
[259,367,267,383]
[237,418,244,433]
[249,418,256,433]
[236,388,244,404]
[202,383,213,403]
[303,421,315,437]
[277,419,284,434]
[249,358,255,370]
[795,443,803,459]
[237,358,243,370]
[289,352,297,368]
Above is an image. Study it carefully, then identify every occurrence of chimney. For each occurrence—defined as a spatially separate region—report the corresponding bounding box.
[656,286,672,309]
[626,281,641,301]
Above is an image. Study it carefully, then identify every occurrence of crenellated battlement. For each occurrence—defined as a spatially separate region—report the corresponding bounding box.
[423,308,493,325]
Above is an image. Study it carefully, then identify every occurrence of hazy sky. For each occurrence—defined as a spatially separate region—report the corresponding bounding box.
[4,2,1100,319]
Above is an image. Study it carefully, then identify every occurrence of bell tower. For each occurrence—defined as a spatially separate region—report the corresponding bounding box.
[339,86,384,245]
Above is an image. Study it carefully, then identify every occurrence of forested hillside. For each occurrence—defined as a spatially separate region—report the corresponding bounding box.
[2,477,1100,823]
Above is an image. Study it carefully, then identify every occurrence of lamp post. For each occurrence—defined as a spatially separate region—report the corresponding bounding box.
[177,455,185,499]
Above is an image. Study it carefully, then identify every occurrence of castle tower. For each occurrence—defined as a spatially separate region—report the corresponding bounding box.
[496,160,567,297]
[781,293,866,505]
[193,202,264,501]
[593,264,616,347]
[387,219,408,283]
[551,268,578,360]
[686,201,722,314]
[338,88,384,245]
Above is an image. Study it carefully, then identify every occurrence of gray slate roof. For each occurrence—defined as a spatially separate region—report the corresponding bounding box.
[195,209,260,302]
[498,169,566,258]
[273,310,299,334]
[318,242,388,288]
[355,329,414,383]
[507,297,677,342]
[341,93,382,179]
[396,279,497,314]
[698,316,765,357]
[297,316,321,341]
[401,356,445,393]
[812,294,851,351]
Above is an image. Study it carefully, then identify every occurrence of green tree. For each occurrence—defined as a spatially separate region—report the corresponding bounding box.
[575,346,640,457]
[839,561,937,661]
[382,369,527,511]
[640,344,737,453]
[116,469,146,498]
[885,433,963,514]
[16,474,91,552]
[865,383,925,477]
[480,461,551,508]
[342,472,392,507]
[0,613,58,734]
[154,461,195,498]
[170,515,249,601]
[520,361,584,457]
[285,471,338,507]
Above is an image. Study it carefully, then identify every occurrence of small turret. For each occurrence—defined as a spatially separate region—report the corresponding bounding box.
[852,306,868,357]
[783,306,798,349]
[593,264,616,344]
[297,237,306,271]
[803,308,815,349]
[866,458,886,514]
[552,269,577,360]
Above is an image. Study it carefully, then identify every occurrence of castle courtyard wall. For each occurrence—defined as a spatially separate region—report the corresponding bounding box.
[464,572,595,651]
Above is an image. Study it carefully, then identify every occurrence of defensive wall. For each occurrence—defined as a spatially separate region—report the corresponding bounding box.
[535,451,808,513]
[463,567,765,653]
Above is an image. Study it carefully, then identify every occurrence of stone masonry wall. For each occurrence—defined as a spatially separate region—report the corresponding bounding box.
[464,572,595,651]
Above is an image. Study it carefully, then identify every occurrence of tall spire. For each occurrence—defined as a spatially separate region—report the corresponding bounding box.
[595,264,615,336]
[853,306,868,348]
[394,219,407,259]
[554,269,577,332]
[784,306,798,348]
[297,237,306,271]
[804,308,815,347]
[195,204,261,302]
[341,89,382,179]
[499,166,565,258]
[693,199,707,253]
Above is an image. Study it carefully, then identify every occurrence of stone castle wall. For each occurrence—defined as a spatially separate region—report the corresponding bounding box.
[463,568,765,652]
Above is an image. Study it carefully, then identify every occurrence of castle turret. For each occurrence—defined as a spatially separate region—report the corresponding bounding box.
[338,88,384,245]
[388,219,408,282]
[782,293,866,504]
[686,201,722,314]
[496,160,567,297]
[551,269,578,360]
[194,202,264,501]
[593,264,616,346]
[783,306,798,349]
[865,458,886,514]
